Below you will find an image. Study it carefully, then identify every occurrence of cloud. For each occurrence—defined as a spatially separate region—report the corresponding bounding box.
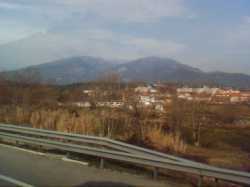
[0,28,42,45]
[0,2,21,9]
[245,16,250,23]
[0,0,189,60]
[125,37,186,57]
[0,0,191,22]
[73,0,190,22]
[0,13,46,45]
[226,16,250,49]
[0,0,192,47]
[0,28,187,69]
[55,29,187,59]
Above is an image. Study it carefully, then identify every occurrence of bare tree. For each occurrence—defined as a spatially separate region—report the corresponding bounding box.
[166,96,187,132]
[188,101,210,147]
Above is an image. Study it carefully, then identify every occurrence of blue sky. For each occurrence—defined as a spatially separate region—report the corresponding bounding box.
[0,0,250,73]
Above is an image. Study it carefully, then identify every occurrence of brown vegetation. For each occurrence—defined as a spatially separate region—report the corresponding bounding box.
[0,79,250,172]
[146,127,187,153]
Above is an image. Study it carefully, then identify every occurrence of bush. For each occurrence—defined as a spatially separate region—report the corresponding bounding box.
[146,127,187,154]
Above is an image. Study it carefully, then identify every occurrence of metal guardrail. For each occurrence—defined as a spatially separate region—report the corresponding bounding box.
[0,124,197,164]
[0,124,249,186]
[0,174,34,187]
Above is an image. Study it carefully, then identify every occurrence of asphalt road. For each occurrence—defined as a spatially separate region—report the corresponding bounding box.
[0,179,16,187]
[0,144,188,187]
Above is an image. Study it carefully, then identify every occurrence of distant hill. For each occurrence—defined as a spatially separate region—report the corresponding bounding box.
[113,57,203,82]
[113,57,250,88]
[2,56,250,88]
[2,56,112,84]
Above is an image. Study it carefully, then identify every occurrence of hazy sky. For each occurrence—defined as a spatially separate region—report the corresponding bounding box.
[0,0,250,73]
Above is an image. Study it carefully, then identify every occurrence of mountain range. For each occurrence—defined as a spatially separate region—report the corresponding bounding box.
[2,56,250,88]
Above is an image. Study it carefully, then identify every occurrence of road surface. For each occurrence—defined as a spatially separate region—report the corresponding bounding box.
[0,144,188,187]
[0,179,16,187]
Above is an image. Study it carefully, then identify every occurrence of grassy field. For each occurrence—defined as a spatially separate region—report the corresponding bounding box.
[185,126,250,171]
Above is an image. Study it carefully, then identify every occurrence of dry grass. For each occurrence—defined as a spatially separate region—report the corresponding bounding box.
[0,105,188,154]
[1,105,250,170]
[186,145,250,171]
[30,108,102,135]
[146,127,187,154]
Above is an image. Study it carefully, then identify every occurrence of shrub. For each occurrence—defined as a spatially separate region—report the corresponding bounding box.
[146,127,187,154]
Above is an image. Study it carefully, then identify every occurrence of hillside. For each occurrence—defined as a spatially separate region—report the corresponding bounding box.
[113,57,203,82]
[2,56,112,85]
[2,56,250,88]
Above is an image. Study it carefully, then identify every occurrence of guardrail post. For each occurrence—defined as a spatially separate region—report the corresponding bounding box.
[214,178,218,187]
[66,152,70,158]
[153,168,158,180]
[100,158,104,169]
[198,175,203,187]
[39,145,43,152]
